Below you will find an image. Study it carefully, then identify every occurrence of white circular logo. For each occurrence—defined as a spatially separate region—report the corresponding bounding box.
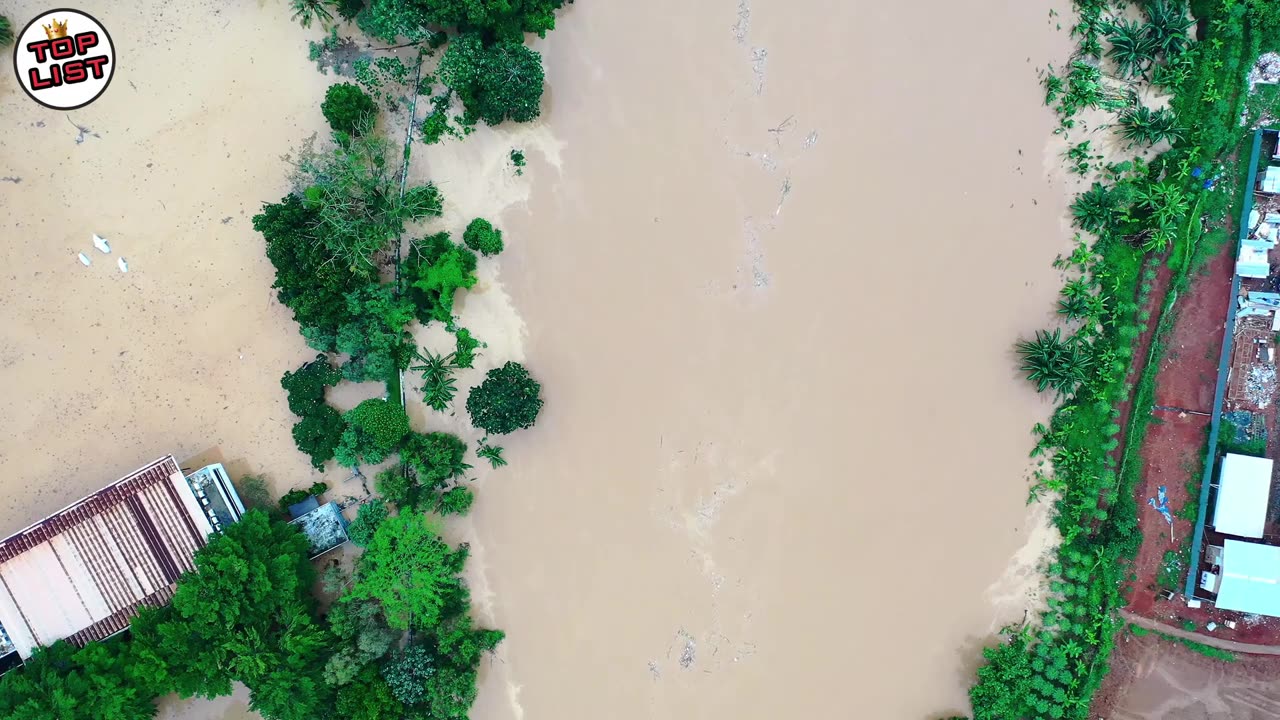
[12,9,115,110]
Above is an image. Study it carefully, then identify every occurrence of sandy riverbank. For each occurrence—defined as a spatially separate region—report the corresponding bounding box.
[1,0,1077,718]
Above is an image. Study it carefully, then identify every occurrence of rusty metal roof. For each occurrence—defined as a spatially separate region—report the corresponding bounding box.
[0,455,213,658]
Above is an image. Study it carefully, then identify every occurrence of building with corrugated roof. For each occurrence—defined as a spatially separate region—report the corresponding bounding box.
[0,455,244,661]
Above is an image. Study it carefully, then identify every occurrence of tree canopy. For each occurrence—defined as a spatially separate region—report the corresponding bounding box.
[357,0,565,42]
[439,34,545,125]
[465,361,543,434]
[0,640,160,720]
[129,511,331,717]
[350,513,466,630]
[463,217,504,256]
[336,398,411,467]
[406,232,479,325]
[322,82,378,136]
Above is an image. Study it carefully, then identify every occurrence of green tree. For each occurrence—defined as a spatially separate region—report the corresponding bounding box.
[357,0,564,41]
[129,511,332,714]
[1144,0,1192,57]
[350,513,464,630]
[0,16,13,47]
[348,498,390,546]
[437,486,474,516]
[376,466,418,508]
[406,233,479,324]
[335,666,406,720]
[410,347,460,411]
[0,640,158,720]
[414,615,504,720]
[462,217,504,256]
[1016,329,1092,396]
[439,34,545,126]
[322,82,378,136]
[382,645,435,705]
[336,284,416,382]
[1106,18,1159,78]
[293,405,346,469]
[336,398,411,467]
[282,355,343,416]
[324,596,397,686]
[454,328,481,368]
[402,432,470,487]
[466,361,544,434]
[291,0,335,28]
[256,194,366,337]
[1118,105,1183,145]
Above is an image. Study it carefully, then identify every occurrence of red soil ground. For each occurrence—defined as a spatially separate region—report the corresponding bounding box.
[1122,239,1280,645]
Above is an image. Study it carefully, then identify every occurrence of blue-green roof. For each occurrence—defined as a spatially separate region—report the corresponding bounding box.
[1217,539,1280,617]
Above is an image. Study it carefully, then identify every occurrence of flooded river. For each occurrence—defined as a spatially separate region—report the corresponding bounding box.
[0,0,1073,718]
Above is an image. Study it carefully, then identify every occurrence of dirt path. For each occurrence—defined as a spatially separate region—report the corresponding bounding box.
[1121,610,1280,655]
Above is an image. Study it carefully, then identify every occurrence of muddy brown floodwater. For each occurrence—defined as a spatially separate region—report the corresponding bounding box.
[1,0,1077,718]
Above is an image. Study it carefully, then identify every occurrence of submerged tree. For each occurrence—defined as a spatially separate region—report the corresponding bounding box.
[1106,18,1159,78]
[1118,104,1183,146]
[466,361,543,435]
[439,34,545,126]
[350,513,467,630]
[336,398,411,467]
[1016,328,1092,395]
[322,82,379,136]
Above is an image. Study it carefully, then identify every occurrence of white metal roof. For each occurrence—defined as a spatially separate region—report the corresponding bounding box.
[1216,539,1280,616]
[1212,453,1274,539]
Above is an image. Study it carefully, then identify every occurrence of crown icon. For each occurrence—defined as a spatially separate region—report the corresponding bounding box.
[43,19,68,39]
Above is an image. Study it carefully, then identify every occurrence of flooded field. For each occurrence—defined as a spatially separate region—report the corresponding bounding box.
[1,0,1076,718]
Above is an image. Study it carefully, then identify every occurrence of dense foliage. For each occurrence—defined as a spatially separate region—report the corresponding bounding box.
[0,16,12,47]
[282,355,342,416]
[357,0,565,41]
[322,82,378,136]
[350,513,466,630]
[347,498,391,546]
[439,34,545,125]
[131,511,330,718]
[336,398,411,466]
[0,640,160,720]
[463,217,505,255]
[466,361,544,434]
[406,232,479,324]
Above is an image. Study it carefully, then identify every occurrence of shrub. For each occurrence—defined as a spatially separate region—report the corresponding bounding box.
[335,398,411,466]
[0,16,12,47]
[282,355,342,416]
[347,498,389,546]
[402,432,470,487]
[322,82,378,136]
[235,475,273,511]
[406,232,478,324]
[463,218,504,256]
[454,328,481,368]
[466,361,544,434]
[437,486,474,516]
[292,405,346,469]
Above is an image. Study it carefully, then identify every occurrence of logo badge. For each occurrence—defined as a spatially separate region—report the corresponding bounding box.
[12,9,115,110]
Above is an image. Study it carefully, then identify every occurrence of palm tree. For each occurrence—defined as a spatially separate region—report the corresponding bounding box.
[291,0,334,28]
[1017,329,1092,395]
[410,348,459,412]
[1118,105,1183,145]
[1071,183,1120,234]
[1106,18,1159,78]
[1144,0,1193,57]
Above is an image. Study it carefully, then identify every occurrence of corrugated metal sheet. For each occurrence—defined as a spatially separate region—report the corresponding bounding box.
[0,456,209,658]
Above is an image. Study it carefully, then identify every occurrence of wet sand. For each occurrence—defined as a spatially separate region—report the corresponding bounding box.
[1,0,1074,718]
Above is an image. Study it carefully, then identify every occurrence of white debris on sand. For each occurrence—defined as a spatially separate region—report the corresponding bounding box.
[677,629,696,669]
[1246,364,1277,408]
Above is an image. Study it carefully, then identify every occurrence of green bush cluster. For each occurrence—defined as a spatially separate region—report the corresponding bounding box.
[322,82,378,136]
[463,217,505,256]
[466,361,544,435]
[336,398,411,467]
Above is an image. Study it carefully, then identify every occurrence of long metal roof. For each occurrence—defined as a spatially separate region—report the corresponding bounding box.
[0,455,214,658]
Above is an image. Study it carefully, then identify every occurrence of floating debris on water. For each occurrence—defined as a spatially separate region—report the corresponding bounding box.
[92,234,111,254]
[117,257,129,273]
[77,253,91,266]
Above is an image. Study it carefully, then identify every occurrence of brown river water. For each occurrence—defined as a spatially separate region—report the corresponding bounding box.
[0,1,1075,718]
